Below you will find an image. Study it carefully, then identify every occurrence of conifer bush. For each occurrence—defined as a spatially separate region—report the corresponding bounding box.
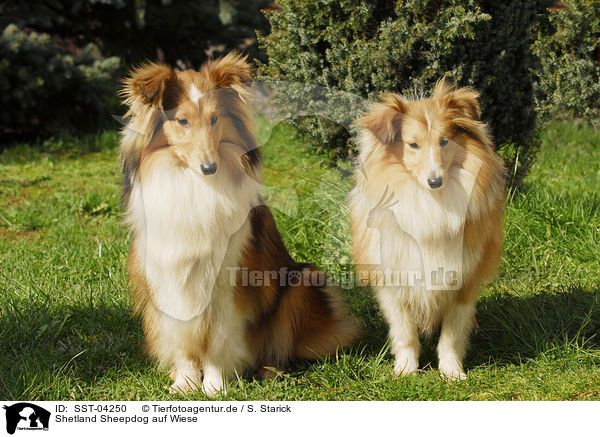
[0,24,120,135]
[533,0,600,127]
[258,0,543,186]
[0,0,270,137]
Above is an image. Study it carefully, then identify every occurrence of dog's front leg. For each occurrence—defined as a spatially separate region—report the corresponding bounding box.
[201,300,251,397]
[437,302,475,381]
[202,342,249,397]
[378,288,420,376]
[151,316,203,394]
[201,360,227,396]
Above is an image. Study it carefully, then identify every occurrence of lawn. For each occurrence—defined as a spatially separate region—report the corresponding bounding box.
[1,121,599,401]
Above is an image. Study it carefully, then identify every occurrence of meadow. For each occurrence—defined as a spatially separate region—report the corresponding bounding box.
[0,120,599,400]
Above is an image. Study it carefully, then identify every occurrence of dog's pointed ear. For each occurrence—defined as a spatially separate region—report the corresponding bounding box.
[355,94,406,144]
[202,52,253,99]
[434,78,481,121]
[122,63,177,108]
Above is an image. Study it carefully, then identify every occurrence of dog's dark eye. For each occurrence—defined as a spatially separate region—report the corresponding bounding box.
[408,142,419,149]
[211,115,218,125]
[440,136,449,147]
[177,119,189,127]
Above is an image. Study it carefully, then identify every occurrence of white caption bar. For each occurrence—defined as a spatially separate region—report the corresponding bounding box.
[0,401,596,436]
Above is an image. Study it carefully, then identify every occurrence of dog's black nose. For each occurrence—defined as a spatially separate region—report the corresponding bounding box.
[201,162,217,175]
[427,177,443,189]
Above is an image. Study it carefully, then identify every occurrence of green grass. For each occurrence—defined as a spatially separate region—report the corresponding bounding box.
[1,121,599,400]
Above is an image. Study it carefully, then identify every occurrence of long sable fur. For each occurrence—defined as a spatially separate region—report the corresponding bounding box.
[120,52,358,392]
[350,78,505,379]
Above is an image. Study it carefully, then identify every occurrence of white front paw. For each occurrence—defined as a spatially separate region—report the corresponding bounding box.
[202,376,226,397]
[393,351,419,376]
[439,358,466,381]
[169,376,201,394]
[201,362,228,396]
[169,363,202,394]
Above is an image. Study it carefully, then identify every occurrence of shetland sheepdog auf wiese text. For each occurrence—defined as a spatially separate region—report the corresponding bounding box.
[120,53,357,395]
[350,80,505,380]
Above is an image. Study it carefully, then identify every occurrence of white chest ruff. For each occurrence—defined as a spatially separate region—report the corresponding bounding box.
[368,167,482,292]
[359,166,487,331]
[365,180,481,330]
[127,166,260,321]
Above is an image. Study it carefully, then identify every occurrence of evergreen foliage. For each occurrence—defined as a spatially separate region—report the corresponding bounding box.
[0,24,120,134]
[533,0,600,127]
[258,0,544,185]
[0,0,270,136]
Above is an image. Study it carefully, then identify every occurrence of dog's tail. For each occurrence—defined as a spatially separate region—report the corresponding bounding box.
[253,270,360,369]
[241,205,359,370]
[289,277,360,360]
[264,265,359,361]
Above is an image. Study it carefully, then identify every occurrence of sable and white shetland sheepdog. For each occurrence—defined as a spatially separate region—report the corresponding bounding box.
[349,80,505,380]
[119,53,357,395]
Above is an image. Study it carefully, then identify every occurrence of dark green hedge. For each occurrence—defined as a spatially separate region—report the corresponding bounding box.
[0,0,270,69]
[0,24,120,135]
[258,0,543,186]
[533,0,600,127]
[0,25,119,133]
[0,0,271,137]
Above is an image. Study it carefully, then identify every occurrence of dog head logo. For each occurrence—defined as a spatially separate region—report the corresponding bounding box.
[3,403,50,435]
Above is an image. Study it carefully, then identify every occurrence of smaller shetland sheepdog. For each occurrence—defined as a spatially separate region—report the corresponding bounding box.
[120,53,357,395]
[349,80,504,380]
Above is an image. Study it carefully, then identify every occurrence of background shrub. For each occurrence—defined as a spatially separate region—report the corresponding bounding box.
[0,0,271,67]
[258,0,544,187]
[533,0,600,127]
[0,24,120,135]
[0,0,271,138]
[0,0,596,161]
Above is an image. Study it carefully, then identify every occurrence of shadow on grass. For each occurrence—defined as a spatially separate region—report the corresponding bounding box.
[0,299,148,399]
[468,286,600,368]
[1,285,598,398]
[348,285,600,371]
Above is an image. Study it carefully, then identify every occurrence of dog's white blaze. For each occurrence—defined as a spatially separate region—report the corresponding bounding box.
[189,84,203,105]
[425,110,432,134]
[429,145,440,177]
